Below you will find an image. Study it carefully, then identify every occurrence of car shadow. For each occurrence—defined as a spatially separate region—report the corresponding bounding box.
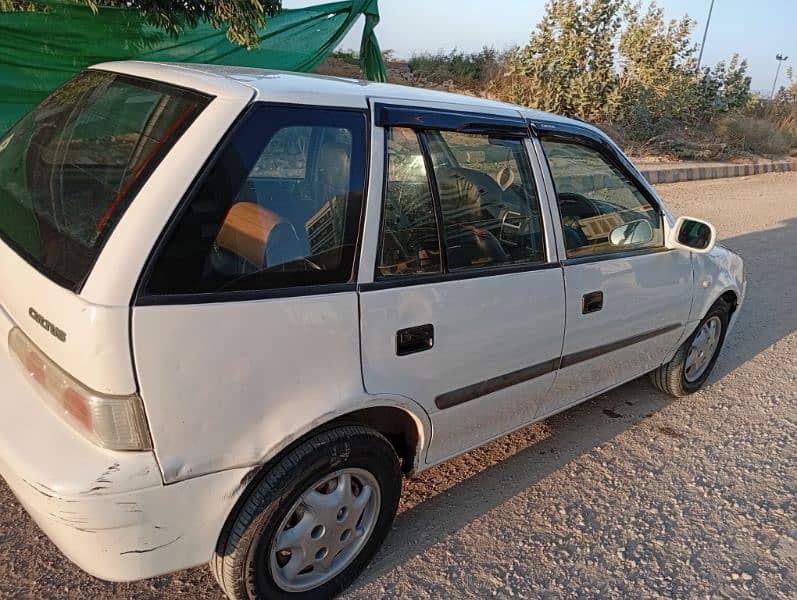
[348,217,797,593]
[349,377,677,591]
[708,216,797,378]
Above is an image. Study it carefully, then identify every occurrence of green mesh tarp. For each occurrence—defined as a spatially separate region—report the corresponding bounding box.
[0,0,385,132]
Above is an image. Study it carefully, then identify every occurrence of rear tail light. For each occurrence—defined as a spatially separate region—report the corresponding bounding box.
[8,327,152,451]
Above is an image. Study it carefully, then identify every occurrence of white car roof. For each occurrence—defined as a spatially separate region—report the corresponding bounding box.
[92,60,595,132]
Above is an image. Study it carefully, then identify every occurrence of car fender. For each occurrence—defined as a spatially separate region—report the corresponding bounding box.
[662,245,745,362]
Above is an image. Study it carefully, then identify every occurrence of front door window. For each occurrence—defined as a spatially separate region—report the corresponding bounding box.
[541,139,663,258]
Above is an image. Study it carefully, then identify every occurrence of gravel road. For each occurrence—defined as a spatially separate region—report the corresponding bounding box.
[1,172,795,599]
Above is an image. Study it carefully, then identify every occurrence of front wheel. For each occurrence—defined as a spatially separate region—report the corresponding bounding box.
[650,298,730,397]
[212,425,402,599]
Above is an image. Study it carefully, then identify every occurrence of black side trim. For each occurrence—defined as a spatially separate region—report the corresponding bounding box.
[559,323,681,368]
[434,322,682,410]
[359,262,560,292]
[375,103,527,137]
[435,358,559,410]
[136,283,356,307]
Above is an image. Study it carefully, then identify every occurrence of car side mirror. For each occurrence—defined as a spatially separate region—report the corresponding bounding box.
[670,216,717,253]
[608,219,654,248]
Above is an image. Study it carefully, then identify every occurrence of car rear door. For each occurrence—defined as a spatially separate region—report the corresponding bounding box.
[532,124,692,416]
[358,102,566,466]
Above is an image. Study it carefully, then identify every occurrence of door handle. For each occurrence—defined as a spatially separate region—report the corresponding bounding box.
[582,291,604,314]
[396,324,434,356]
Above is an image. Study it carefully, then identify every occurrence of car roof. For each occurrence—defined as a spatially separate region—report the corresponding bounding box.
[93,60,601,134]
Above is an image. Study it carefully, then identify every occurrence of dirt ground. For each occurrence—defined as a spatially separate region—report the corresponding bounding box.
[1,172,795,599]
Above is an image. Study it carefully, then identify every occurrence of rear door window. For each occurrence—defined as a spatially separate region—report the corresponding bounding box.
[424,130,546,271]
[378,127,442,277]
[141,105,368,297]
[0,70,209,291]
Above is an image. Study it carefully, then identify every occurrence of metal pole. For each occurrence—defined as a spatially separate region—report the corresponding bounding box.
[771,54,789,100]
[697,0,715,71]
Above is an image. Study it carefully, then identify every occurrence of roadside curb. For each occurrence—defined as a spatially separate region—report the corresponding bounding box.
[639,159,796,185]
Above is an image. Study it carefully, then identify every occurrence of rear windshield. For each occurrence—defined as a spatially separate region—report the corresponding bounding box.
[0,70,209,291]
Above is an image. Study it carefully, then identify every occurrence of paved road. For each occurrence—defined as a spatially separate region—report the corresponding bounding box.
[1,173,795,599]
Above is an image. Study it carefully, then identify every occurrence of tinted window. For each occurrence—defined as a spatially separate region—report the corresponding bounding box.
[378,127,441,277]
[144,105,367,296]
[425,130,545,271]
[542,139,663,258]
[0,70,208,290]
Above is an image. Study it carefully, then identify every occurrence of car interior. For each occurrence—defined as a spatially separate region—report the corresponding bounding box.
[208,128,354,281]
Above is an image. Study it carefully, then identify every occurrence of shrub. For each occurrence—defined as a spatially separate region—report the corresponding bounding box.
[502,0,623,121]
[330,50,360,66]
[408,47,502,86]
[486,0,789,157]
[715,115,794,156]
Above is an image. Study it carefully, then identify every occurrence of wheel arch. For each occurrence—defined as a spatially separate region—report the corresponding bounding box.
[664,284,741,365]
[213,397,429,559]
[718,288,739,318]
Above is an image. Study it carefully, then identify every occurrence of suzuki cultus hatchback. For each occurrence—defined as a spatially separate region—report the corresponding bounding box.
[0,62,745,599]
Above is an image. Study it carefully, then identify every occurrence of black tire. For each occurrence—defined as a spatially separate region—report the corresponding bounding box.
[211,425,401,600]
[650,298,730,397]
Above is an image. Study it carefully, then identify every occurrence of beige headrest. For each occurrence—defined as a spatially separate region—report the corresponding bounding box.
[216,202,282,268]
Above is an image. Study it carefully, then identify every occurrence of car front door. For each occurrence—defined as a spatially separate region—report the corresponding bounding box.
[358,103,565,465]
[533,127,693,416]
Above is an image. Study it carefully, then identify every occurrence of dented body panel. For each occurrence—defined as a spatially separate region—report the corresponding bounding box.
[0,330,251,580]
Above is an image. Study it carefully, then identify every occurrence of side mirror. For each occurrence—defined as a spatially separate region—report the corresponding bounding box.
[670,216,717,253]
[609,219,654,248]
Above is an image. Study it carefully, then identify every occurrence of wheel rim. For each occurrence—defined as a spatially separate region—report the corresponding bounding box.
[684,316,722,383]
[269,468,381,592]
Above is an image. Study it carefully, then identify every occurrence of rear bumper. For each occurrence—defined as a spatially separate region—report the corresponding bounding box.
[0,324,252,582]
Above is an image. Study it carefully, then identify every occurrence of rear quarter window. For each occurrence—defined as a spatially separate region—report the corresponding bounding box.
[140,105,368,299]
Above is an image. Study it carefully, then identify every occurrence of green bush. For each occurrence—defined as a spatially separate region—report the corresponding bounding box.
[330,50,360,66]
[408,47,501,86]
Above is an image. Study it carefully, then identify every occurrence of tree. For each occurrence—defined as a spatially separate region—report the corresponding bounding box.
[494,0,754,135]
[719,54,752,111]
[618,2,700,126]
[504,0,624,121]
[0,1,283,47]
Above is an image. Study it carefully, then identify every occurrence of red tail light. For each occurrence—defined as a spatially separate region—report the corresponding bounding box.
[8,327,152,451]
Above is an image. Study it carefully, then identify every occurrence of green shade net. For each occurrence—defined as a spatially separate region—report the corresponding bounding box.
[0,0,385,133]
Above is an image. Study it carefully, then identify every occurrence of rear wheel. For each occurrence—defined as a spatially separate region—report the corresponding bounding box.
[212,425,401,599]
[650,299,730,397]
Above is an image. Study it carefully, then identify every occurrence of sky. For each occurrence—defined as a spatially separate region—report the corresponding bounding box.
[285,0,796,94]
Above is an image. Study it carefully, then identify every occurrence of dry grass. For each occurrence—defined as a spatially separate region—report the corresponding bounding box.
[714,115,795,157]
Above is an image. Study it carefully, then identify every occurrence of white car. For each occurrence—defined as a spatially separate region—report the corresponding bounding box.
[0,62,745,599]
